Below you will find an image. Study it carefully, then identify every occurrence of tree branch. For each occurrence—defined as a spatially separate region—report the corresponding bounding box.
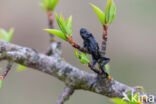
[0,40,155,104]
[57,86,75,104]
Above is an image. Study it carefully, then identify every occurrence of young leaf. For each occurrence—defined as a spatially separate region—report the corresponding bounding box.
[55,13,72,36]
[45,29,67,41]
[74,49,81,59]
[111,98,128,104]
[40,0,59,11]
[105,64,110,75]
[74,49,91,64]
[50,0,59,11]
[90,4,106,25]
[55,14,67,34]
[108,2,116,24]
[8,28,14,42]
[128,91,132,101]
[65,16,72,36]
[43,0,49,5]
[133,93,139,102]
[40,0,49,11]
[106,0,112,22]
[16,65,27,72]
[0,28,14,42]
[80,52,91,64]
[60,13,65,24]
[40,3,46,11]
[105,0,116,24]
[0,80,3,89]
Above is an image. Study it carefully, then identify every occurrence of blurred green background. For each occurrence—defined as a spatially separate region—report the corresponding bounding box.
[0,0,156,104]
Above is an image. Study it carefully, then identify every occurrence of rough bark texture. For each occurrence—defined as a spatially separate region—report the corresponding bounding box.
[0,40,155,104]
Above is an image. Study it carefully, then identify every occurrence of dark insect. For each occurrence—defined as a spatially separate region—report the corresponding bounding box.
[80,28,110,77]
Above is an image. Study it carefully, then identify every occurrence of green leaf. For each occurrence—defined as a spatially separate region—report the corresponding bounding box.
[50,0,59,11]
[106,0,112,22]
[133,93,139,102]
[0,80,3,89]
[0,28,14,42]
[55,13,72,36]
[74,49,91,64]
[60,13,65,24]
[74,49,81,58]
[105,64,110,75]
[42,0,49,6]
[105,0,116,24]
[8,28,14,42]
[55,14,67,34]
[40,0,49,11]
[90,4,106,25]
[65,16,72,36]
[128,91,132,101]
[16,64,27,72]
[108,2,116,24]
[80,52,91,64]
[111,98,128,104]
[45,29,67,41]
[40,3,46,11]
[40,0,59,11]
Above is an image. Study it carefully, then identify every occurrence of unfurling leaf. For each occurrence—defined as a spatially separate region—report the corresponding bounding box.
[90,4,106,25]
[55,13,67,34]
[50,0,59,11]
[74,49,81,58]
[65,16,72,36]
[54,13,72,36]
[16,65,27,72]
[74,49,91,64]
[40,0,59,11]
[80,52,91,64]
[108,2,116,24]
[0,28,14,42]
[105,0,116,24]
[44,29,67,41]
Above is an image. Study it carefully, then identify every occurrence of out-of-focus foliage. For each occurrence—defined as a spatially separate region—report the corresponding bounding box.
[0,28,14,42]
[74,49,91,64]
[16,64,28,72]
[40,0,59,11]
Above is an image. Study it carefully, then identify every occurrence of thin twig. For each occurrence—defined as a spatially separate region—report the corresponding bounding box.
[45,8,62,58]
[0,61,13,80]
[47,8,55,40]
[66,35,88,53]
[57,86,75,104]
[101,24,108,56]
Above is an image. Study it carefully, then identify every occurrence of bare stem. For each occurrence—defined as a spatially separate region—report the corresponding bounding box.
[47,8,55,40]
[0,61,13,80]
[57,86,75,104]
[66,35,88,53]
[45,8,62,58]
[101,24,108,56]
